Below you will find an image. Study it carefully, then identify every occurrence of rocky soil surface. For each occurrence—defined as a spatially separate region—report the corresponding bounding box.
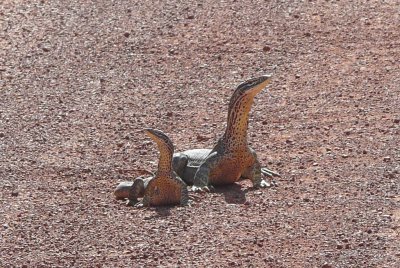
[1,0,399,267]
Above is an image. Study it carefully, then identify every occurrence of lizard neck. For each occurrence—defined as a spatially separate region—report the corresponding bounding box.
[155,141,174,177]
[222,94,254,152]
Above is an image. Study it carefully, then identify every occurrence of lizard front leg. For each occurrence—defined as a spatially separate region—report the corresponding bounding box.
[134,179,159,207]
[242,158,272,188]
[191,152,219,192]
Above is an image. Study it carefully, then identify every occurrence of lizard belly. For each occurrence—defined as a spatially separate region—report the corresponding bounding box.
[209,158,243,185]
[149,179,182,206]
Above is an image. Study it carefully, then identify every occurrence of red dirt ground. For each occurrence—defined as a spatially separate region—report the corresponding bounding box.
[1,0,399,267]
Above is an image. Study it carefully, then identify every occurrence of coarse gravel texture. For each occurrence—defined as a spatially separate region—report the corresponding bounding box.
[1,0,399,267]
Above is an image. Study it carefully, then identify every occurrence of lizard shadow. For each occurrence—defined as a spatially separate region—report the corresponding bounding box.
[213,183,248,204]
[154,206,172,217]
[141,206,172,219]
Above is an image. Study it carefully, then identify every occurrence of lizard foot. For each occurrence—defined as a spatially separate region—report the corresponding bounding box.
[254,179,275,188]
[190,185,212,193]
[125,199,139,207]
[134,201,146,209]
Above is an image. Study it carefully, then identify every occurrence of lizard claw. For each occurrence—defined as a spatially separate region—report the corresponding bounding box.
[261,167,281,178]
[134,202,145,209]
[125,199,139,207]
[256,179,272,188]
[190,185,210,193]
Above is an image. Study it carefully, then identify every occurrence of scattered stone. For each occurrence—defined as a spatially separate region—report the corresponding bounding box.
[11,191,18,197]
[286,139,294,144]
[263,46,271,52]
[386,172,395,179]
[82,168,91,173]
[344,129,352,135]
[196,134,210,142]
[383,156,391,162]
[342,154,349,158]
[124,32,130,37]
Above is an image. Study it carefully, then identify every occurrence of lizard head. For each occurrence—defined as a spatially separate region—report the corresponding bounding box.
[228,74,272,112]
[235,74,272,97]
[144,128,174,155]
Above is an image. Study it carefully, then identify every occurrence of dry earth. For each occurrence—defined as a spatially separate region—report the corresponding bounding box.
[1,0,399,267]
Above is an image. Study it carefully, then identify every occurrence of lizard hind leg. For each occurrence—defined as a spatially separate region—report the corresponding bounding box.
[180,186,190,206]
[172,153,189,178]
[128,178,145,199]
[125,178,145,206]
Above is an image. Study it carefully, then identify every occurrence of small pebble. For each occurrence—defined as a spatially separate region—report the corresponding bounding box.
[286,139,294,144]
[196,134,210,142]
[263,46,271,52]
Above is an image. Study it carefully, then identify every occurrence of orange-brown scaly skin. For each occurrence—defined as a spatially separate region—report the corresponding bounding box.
[143,175,187,206]
[192,75,272,191]
[139,129,189,207]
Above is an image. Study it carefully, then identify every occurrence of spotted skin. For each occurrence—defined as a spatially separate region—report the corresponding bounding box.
[114,148,268,201]
[114,75,279,198]
[192,75,273,191]
[138,128,189,207]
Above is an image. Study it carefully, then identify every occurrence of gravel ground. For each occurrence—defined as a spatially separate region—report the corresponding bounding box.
[1,0,399,267]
